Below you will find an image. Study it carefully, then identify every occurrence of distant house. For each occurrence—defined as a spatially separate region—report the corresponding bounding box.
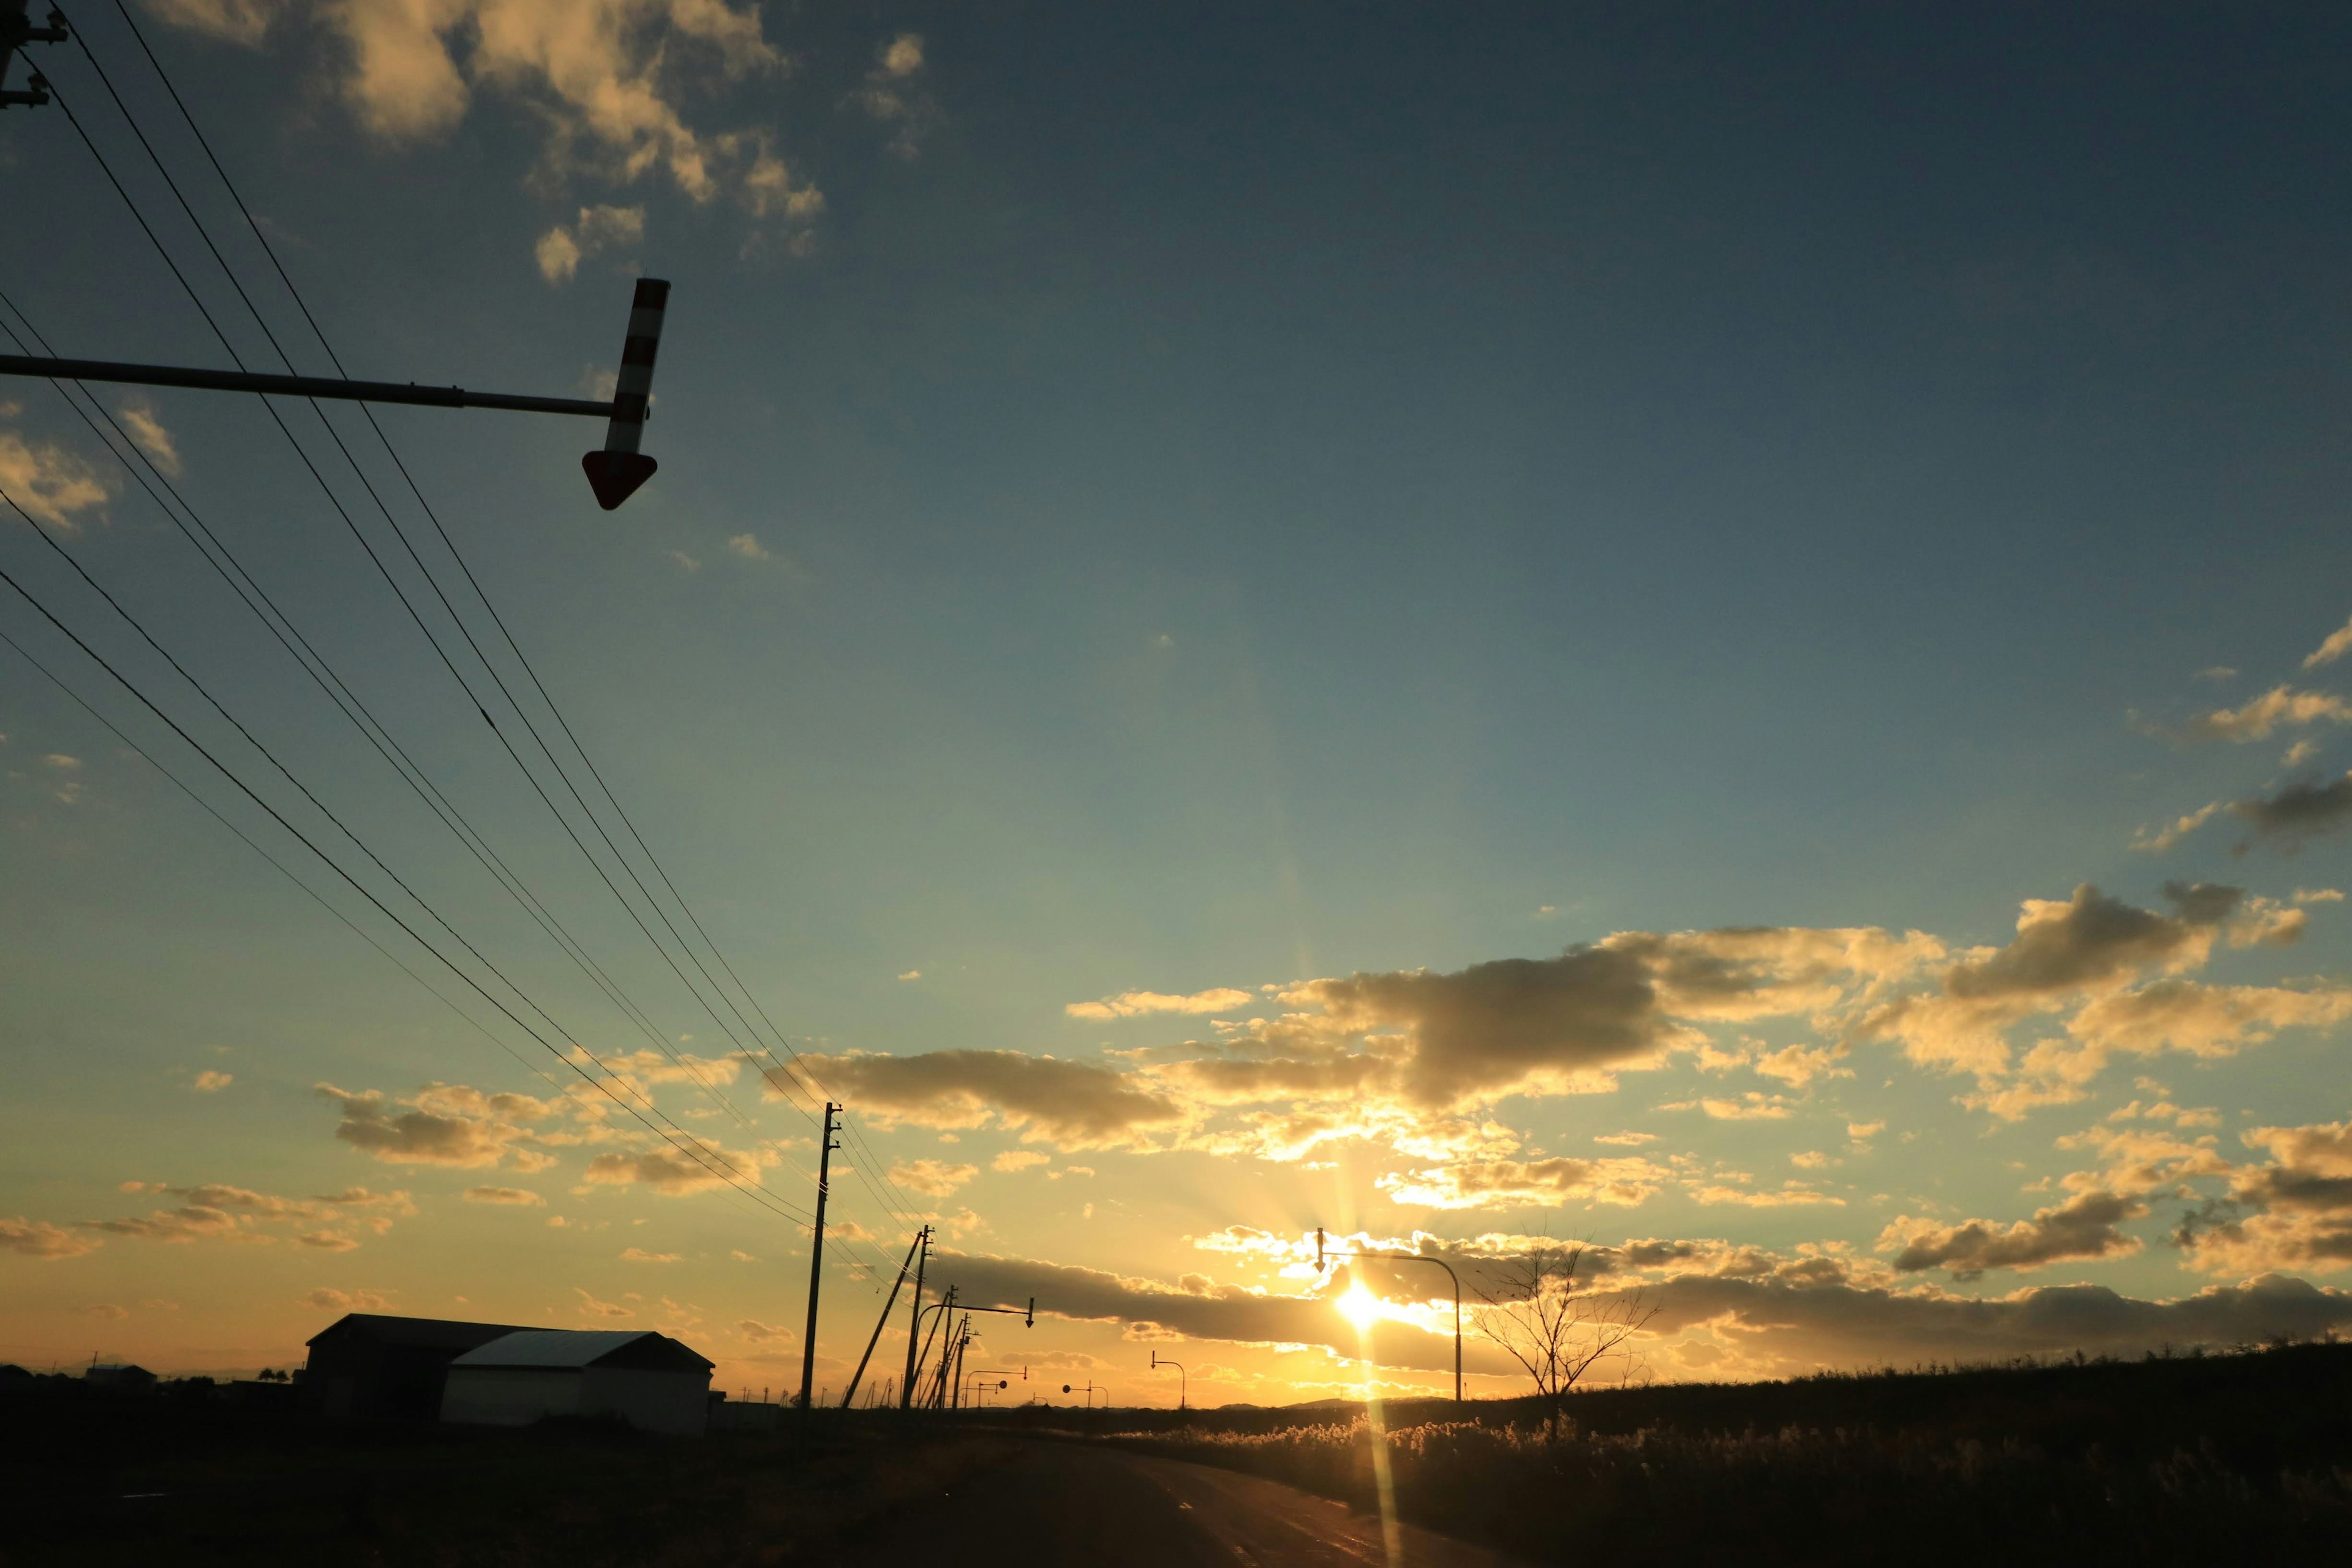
[303,1314,532,1422]
[82,1363,157,1392]
[441,1329,714,1436]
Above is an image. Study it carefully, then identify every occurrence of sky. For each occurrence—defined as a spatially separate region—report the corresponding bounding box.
[4,1,2352,1406]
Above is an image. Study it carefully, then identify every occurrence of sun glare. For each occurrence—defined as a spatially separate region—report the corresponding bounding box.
[1336,1283,1385,1331]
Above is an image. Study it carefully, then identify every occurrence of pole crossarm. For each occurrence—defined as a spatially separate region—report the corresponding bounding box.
[0,354,616,418]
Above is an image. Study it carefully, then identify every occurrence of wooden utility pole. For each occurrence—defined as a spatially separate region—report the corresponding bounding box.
[898,1224,933,1408]
[797,1102,841,1411]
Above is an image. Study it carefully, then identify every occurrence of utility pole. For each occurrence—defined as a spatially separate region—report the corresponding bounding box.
[797,1101,841,1411]
[1,2,67,110]
[840,1228,924,1408]
[897,1224,933,1408]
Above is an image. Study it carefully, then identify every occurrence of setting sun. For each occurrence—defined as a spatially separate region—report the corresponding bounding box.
[1336,1284,1386,1332]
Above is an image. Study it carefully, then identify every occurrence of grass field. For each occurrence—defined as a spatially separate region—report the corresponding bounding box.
[0,1391,1009,1566]
[1059,1341,2352,1566]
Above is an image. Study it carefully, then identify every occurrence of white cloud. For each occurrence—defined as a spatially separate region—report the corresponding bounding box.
[726,532,768,560]
[2306,615,2352,669]
[2160,685,2352,744]
[318,1081,561,1168]
[117,402,183,477]
[534,203,644,284]
[462,1185,546,1205]
[0,431,111,532]
[191,1070,233,1093]
[991,1150,1051,1174]
[888,1158,978,1197]
[1065,987,1255,1020]
[155,2,815,245]
[1,1217,103,1259]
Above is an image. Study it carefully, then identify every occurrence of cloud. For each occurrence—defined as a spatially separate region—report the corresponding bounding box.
[2225,773,2352,849]
[736,1317,792,1341]
[2176,1118,2352,1275]
[620,1246,681,1262]
[1066,987,1256,1021]
[0,431,111,532]
[462,1186,546,1205]
[79,1184,413,1248]
[115,401,183,477]
[191,1071,233,1093]
[2132,802,2220,853]
[318,1082,560,1168]
[1882,1189,2146,1278]
[1063,987,1251,1025]
[2160,685,2352,744]
[991,1150,1052,1174]
[858,31,939,158]
[305,1286,396,1311]
[1948,883,2230,1000]
[1,1217,103,1259]
[888,1158,978,1197]
[535,203,644,283]
[921,1246,2352,1377]
[2307,616,2352,669]
[782,1050,1185,1149]
[155,2,812,237]
[726,532,767,559]
[898,969,921,981]
[576,1287,634,1318]
[1377,1156,1669,1210]
[582,1137,764,1194]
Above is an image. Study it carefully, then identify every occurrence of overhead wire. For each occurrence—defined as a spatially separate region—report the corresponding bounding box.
[0,496,814,1230]
[77,6,936,1249]
[40,12,924,1275]
[37,48,885,1259]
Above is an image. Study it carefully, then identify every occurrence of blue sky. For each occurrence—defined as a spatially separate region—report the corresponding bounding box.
[4,2,2352,1400]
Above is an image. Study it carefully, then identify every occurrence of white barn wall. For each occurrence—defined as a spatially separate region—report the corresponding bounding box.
[442,1367,583,1428]
[581,1366,709,1436]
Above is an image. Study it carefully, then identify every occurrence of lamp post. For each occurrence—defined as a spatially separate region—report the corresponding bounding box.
[1060,1381,1103,1410]
[1149,1350,1186,1410]
[1317,1226,1463,1404]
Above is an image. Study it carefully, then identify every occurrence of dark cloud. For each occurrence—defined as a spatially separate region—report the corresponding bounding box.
[1300,946,1676,1107]
[2228,774,2352,850]
[316,1082,557,1169]
[1945,885,2220,1001]
[1884,1191,2146,1278]
[788,1050,1183,1148]
[931,1246,2352,1378]
[1,1216,103,1259]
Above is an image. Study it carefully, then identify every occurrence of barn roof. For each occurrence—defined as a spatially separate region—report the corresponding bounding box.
[450,1330,713,1373]
[306,1314,532,1351]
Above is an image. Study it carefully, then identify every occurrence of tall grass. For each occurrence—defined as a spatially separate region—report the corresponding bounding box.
[1086,1344,2352,1566]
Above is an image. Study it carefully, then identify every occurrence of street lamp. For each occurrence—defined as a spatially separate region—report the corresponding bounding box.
[1148,1350,1187,1410]
[1317,1226,1463,1404]
[1060,1381,1104,1410]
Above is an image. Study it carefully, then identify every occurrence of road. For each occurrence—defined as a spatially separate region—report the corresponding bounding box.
[838,1440,1529,1567]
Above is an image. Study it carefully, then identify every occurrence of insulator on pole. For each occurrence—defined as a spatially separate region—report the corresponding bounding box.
[581,277,669,510]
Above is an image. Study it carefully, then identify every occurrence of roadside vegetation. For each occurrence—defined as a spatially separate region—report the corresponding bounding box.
[1078,1340,2352,1566]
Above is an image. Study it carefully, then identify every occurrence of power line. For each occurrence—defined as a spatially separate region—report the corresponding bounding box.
[68,18,934,1248]
[0,489,815,1231]
[40,13,919,1276]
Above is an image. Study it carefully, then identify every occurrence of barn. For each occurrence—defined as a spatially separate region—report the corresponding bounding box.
[304,1314,532,1422]
[440,1329,714,1436]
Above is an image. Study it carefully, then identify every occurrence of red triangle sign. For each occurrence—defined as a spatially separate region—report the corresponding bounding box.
[582,450,658,511]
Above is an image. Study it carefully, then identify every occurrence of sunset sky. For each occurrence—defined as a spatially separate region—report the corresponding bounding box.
[6,3,2352,1405]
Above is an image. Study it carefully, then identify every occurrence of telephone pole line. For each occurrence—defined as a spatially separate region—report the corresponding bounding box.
[897,1223,933,1408]
[797,1101,841,1411]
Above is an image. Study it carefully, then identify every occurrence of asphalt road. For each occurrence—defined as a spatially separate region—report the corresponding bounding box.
[837,1441,1528,1568]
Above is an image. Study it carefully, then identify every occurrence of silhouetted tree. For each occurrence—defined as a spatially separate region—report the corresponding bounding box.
[1469,1243,1656,1439]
